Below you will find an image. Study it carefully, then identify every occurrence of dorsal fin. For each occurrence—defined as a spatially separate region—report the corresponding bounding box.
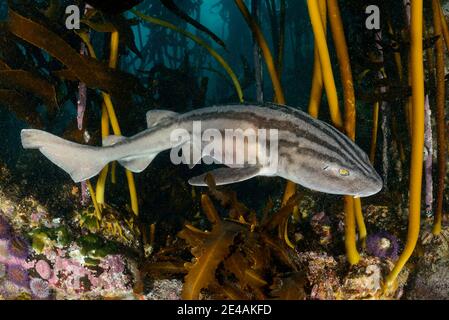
[146,110,178,128]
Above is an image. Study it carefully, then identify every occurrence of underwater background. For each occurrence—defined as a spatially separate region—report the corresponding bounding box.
[0,0,448,300]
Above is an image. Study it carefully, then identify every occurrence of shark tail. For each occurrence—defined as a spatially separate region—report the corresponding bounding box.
[21,129,109,183]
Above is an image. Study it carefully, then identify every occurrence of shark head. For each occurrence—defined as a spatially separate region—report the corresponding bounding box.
[279,120,383,198]
[287,145,383,197]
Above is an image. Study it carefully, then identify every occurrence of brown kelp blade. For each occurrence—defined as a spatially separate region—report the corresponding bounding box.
[7,10,145,100]
[0,70,58,112]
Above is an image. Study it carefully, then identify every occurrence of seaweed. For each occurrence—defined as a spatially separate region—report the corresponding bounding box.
[139,175,307,300]
[7,10,146,103]
[181,220,243,300]
[0,70,58,112]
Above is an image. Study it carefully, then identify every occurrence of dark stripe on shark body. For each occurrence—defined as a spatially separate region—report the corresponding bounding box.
[260,104,374,173]
[279,139,371,177]
[267,104,375,175]
[182,108,373,176]
[144,104,373,177]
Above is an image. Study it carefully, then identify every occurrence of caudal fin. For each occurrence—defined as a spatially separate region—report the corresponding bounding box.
[21,129,108,183]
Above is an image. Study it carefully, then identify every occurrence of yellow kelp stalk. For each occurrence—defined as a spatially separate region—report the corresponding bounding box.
[234,0,296,247]
[308,0,327,118]
[385,0,425,289]
[96,102,110,206]
[132,9,243,103]
[86,180,102,220]
[327,0,367,246]
[433,0,447,235]
[307,0,343,130]
[326,0,364,259]
[97,31,139,216]
[308,0,360,264]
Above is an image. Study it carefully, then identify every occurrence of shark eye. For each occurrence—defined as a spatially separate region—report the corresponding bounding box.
[339,169,350,176]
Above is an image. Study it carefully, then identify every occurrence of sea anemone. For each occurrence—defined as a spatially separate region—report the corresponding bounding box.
[7,236,29,259]
[30,278,50,299]
[366,231,399,261]
[35,260,52,280]
[7,264,29,287]
[0,215,11,240]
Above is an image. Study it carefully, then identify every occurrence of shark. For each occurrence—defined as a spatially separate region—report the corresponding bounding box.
[20,103,383,197]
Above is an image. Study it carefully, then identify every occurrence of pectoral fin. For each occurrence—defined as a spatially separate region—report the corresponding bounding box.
[118,154,158,173]
[188,167,261,186]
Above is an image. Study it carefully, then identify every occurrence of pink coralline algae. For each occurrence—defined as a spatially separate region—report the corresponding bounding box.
[41,246,132,299]
[101,255,126,274]
[30,278,51,299]
[7,264,29,288]
[35,260,52,280]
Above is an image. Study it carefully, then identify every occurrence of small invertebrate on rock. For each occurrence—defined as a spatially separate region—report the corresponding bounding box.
[366,231,399,260]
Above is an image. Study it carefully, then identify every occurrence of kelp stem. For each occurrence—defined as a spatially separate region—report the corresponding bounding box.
[327,0,363,261]
[308,0,327,118]
[432,0,447,235]
[307,0,343,129]
[424,96,434,216]
[327,0,355,139]
[96,103,110,206]
[278,0,286,76]
[386,0,424,289]
[344,197,360,264]
[438,4,449,52]
[369,102,380,164]
[99,31,140,216]
[87,180,102,220]
[234,0,285,104]
[252,0,264,103]
[354,198,367,245]
[234,0,297,237]
[109,31,119,68]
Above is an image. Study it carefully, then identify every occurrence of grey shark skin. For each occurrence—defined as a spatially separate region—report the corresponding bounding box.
[20,103,383,197]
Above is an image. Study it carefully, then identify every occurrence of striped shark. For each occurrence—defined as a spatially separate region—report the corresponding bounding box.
[20,103,383,197]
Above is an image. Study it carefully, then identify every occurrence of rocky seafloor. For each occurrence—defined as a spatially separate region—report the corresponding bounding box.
[0,158,448,300]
